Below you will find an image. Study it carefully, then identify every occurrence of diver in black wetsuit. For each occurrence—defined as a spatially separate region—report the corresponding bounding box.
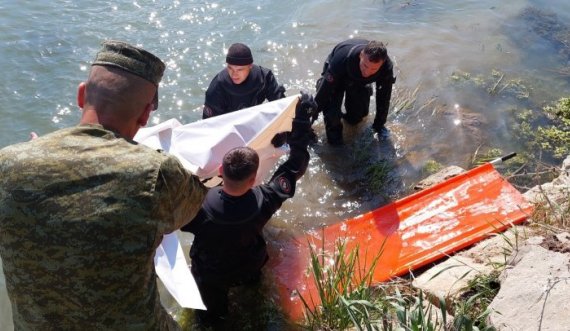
[202,43,286,119]
[182,92,316,327]
[315,39,396,145]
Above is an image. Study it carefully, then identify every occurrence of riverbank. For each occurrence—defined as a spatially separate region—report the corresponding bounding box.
[291,154,569,331]
[411,155,570,330]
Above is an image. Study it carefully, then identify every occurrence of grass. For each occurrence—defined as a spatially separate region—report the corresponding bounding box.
[529,185,570,233]
[297,237,506,331]
[450,69,530,100]
[351,128,395,195]
[296,193,570,331]
[422,160,444,176]
[299,237,384,330]
[366,161,394,195]
[390,84,420,116]
[453,271,500,331]
[296,185,570,331]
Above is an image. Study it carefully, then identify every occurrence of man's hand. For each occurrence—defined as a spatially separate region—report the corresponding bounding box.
[295,91,318,123]
[271,132,289,148]
[287,91,318,149]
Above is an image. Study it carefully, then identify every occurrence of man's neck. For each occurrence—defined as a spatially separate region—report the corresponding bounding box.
[221,186,251,197]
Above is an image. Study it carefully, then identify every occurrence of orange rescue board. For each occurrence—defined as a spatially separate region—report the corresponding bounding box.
[268,163,534,321]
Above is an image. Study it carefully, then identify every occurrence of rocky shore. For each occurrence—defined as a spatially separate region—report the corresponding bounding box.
[412,155,570,330]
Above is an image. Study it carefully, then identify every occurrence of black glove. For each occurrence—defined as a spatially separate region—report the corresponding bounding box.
[287,91,317,149]
[295,91,318,123]
[271,131,290,148]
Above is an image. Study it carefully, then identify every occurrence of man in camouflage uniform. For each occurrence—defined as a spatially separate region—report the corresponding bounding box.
[0,41,207,330]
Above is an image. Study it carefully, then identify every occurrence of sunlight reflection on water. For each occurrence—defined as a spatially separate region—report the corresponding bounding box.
[2,0,570,323]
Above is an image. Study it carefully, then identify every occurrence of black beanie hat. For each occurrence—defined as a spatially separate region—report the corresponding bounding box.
[226,43,253,66]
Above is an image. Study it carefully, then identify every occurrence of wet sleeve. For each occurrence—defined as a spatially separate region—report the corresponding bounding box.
[375,67,395,126]
[255,144,309,226]
[265,70,286,101]
[315,58,342,113]
[203,80,227,119]
[154,155,208,234]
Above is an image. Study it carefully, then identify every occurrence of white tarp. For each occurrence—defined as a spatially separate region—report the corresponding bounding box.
[135,95,299,309]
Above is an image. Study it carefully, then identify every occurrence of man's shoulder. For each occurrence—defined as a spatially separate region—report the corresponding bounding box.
[338,38,368,46]
[0,125,170,165]
[254,64,271,74]
[334,39,368,53]
[206,69,232,94]
[0,127,73,156]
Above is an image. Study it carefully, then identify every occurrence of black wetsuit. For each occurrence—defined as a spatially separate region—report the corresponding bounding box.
[181,119,310,323]
[315,39,396,144]
[202,64,286,119]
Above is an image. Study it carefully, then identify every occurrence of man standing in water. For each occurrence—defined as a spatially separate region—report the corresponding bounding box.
[315,39,396,145]
[202,42,286,119]
[0,41,207,330]
[183,92,317,328]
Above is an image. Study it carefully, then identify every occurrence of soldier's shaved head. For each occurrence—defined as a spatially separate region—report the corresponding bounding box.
[85,66,156,122]
[78,41,165,139]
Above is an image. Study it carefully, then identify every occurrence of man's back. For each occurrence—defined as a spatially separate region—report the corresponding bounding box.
[0,125,198,330]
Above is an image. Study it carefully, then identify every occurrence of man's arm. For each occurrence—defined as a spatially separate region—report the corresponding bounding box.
[263,93,316,204]
[314,70,338,116]
[154,155,208,233]
[202,79,227,119]
[314,50,345,119]
[264,70,286,101]
[373,60,396,129]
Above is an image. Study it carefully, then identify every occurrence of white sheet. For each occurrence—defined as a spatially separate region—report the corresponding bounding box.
[135,95,299,309]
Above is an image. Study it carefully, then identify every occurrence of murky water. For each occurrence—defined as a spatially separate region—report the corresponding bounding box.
[1,0,570,327]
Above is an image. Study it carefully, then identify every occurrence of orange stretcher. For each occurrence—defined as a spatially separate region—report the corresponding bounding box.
[267,157,534,321]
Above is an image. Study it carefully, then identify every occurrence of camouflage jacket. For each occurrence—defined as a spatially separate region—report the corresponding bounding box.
[0,124,206,330]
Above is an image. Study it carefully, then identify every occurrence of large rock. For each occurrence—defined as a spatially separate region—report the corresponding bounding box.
[412,229,527,303]
[487,244,570,330]
[411,156,570,330]
[412,255,494,301]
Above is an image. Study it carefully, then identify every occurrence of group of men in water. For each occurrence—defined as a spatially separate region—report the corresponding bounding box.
[203,40,395,144]
[0,38,395,330]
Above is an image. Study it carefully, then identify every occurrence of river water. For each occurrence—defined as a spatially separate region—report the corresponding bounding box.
[1,0,569,328]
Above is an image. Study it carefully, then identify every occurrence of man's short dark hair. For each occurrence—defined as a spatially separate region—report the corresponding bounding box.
[222,147,259,181]
[363,40,388,63]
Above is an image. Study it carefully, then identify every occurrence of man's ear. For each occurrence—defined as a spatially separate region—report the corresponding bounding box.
[136,103,153,127]
[77,82,86,109]
[218,165,223,176]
